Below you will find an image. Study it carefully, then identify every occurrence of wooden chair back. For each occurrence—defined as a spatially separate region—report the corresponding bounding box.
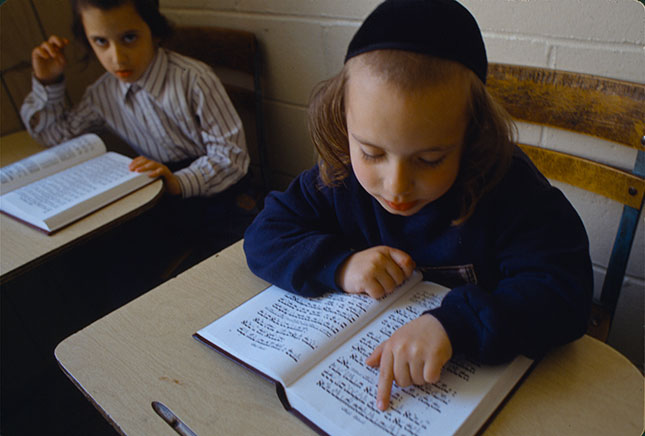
[487,63,645,341]
[162,26,269,192]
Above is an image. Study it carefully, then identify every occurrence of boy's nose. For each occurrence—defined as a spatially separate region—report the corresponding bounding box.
[385,161,412,196]
[110,44,127,65]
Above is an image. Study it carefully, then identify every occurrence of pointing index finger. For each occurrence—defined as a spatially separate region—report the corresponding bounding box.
[376,349,394,411]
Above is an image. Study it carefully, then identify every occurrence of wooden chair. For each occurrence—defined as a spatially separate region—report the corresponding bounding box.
[487,63,645,341]
[157,26,268,278]
[162,25,269,195]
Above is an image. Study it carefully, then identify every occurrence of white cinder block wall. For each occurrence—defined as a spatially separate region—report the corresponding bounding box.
[160,0,645,369]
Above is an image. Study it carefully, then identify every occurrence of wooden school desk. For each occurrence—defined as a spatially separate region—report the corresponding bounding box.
[0,131,164,283]
[55,240,644,436]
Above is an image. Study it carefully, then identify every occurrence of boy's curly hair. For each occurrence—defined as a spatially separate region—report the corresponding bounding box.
[308,50,515,224]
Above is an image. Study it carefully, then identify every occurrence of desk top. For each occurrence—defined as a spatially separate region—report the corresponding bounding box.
[0,131,164,282]
[55,240,644,436]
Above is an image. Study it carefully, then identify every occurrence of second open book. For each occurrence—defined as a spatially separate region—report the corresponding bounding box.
[0,134,154,234]
[195,271,534,436]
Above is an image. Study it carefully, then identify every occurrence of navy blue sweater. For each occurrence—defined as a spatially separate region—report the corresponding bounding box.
[244,148,593,364]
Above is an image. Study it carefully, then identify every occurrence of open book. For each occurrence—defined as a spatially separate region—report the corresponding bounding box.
[0,134,156,234]
[194,272,534,436]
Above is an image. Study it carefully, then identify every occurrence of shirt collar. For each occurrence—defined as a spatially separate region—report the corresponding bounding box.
[119,47,168,100]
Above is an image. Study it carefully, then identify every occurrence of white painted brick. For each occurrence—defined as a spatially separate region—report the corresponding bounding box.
[554,182,621,263]
[165,10,330,105]
[541,128,638,171]
[321,24,358,76]
[237,0,380,19]
[164,0,379,18]
[552,44,645,82]
[514,122,543,146]
[462,0,644,44]
[484,35,551,67]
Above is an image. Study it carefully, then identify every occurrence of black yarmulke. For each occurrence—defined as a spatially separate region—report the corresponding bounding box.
[345,0,488,83]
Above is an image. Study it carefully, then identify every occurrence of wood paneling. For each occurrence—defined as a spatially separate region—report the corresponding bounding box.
[32,0,104,105]
[0,0,105,135]
[1,0,43,71]
[1,0,42,135]
[1,80,23,134]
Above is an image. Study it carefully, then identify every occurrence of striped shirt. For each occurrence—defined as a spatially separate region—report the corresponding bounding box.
[21,48,249,198]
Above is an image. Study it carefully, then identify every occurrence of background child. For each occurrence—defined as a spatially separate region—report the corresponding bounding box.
[244,0,592,411]
[22,0,255,266]
[22,0,249,199]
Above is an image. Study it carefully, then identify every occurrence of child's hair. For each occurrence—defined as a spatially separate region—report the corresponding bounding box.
[308,49,515,224]
[70,0,173,51]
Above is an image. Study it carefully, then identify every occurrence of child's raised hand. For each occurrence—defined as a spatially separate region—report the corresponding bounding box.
[337,245,415,299]
[366,314,452,411]
[32,36,69,85]
[129,156,182,196]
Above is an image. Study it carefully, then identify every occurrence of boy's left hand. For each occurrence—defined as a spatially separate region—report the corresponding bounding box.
[129,156,181,195]
[366,314,452,411]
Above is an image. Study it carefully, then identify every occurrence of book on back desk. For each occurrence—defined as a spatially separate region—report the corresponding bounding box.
[0,133,155,234]
[194,271,534,436]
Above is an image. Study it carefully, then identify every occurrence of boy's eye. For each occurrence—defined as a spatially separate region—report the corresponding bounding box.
[92,37,108,47]
[419,155,446,167]
[122,33,138,44]
[360,149,385,162]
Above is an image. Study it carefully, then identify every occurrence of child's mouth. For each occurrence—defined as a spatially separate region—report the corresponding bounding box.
[385,200,417,211]
[115,70,133,79]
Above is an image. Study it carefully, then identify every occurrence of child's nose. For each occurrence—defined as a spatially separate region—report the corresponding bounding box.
[110,44,128,65]
[386,161,412,196]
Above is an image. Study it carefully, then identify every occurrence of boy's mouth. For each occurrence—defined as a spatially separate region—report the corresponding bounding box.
[385,200,417,212]
[115,70,133,79]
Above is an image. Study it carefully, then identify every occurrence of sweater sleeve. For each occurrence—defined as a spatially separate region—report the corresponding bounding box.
[20,76,104,147]
[244,167,354,296]
[427,169,593,364]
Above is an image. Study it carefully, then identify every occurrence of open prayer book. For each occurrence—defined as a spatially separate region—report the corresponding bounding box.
[194,271,534,436]
[0,133,155,234]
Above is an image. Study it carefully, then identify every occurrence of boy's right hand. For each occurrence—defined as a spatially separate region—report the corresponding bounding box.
[32,35,69,85]
[337,246,415,299]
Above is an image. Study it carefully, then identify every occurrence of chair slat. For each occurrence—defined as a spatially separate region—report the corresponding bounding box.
[488,64,645,150]
[519,144,645,209]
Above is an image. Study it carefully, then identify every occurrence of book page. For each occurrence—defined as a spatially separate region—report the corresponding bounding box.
[196,272,422,386]
[0,152,150,231]
[288,282,533,436]
[0,133,106,194]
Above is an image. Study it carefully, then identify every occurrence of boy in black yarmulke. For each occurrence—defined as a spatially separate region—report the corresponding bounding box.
[345,0,488,83]
[244,0,592,412]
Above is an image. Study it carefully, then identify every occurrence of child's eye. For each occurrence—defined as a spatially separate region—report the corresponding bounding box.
[92,37,108,47]
[122,33,138,44]
[361,150,384,162]
[419,156,446,167]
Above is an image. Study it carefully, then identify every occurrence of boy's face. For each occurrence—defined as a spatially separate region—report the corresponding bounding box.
[81,2,156,83]
[345,63,470,217]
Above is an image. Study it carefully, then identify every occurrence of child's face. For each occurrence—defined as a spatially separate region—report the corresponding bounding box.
[345,63,470,216]
[81,2,156,83]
